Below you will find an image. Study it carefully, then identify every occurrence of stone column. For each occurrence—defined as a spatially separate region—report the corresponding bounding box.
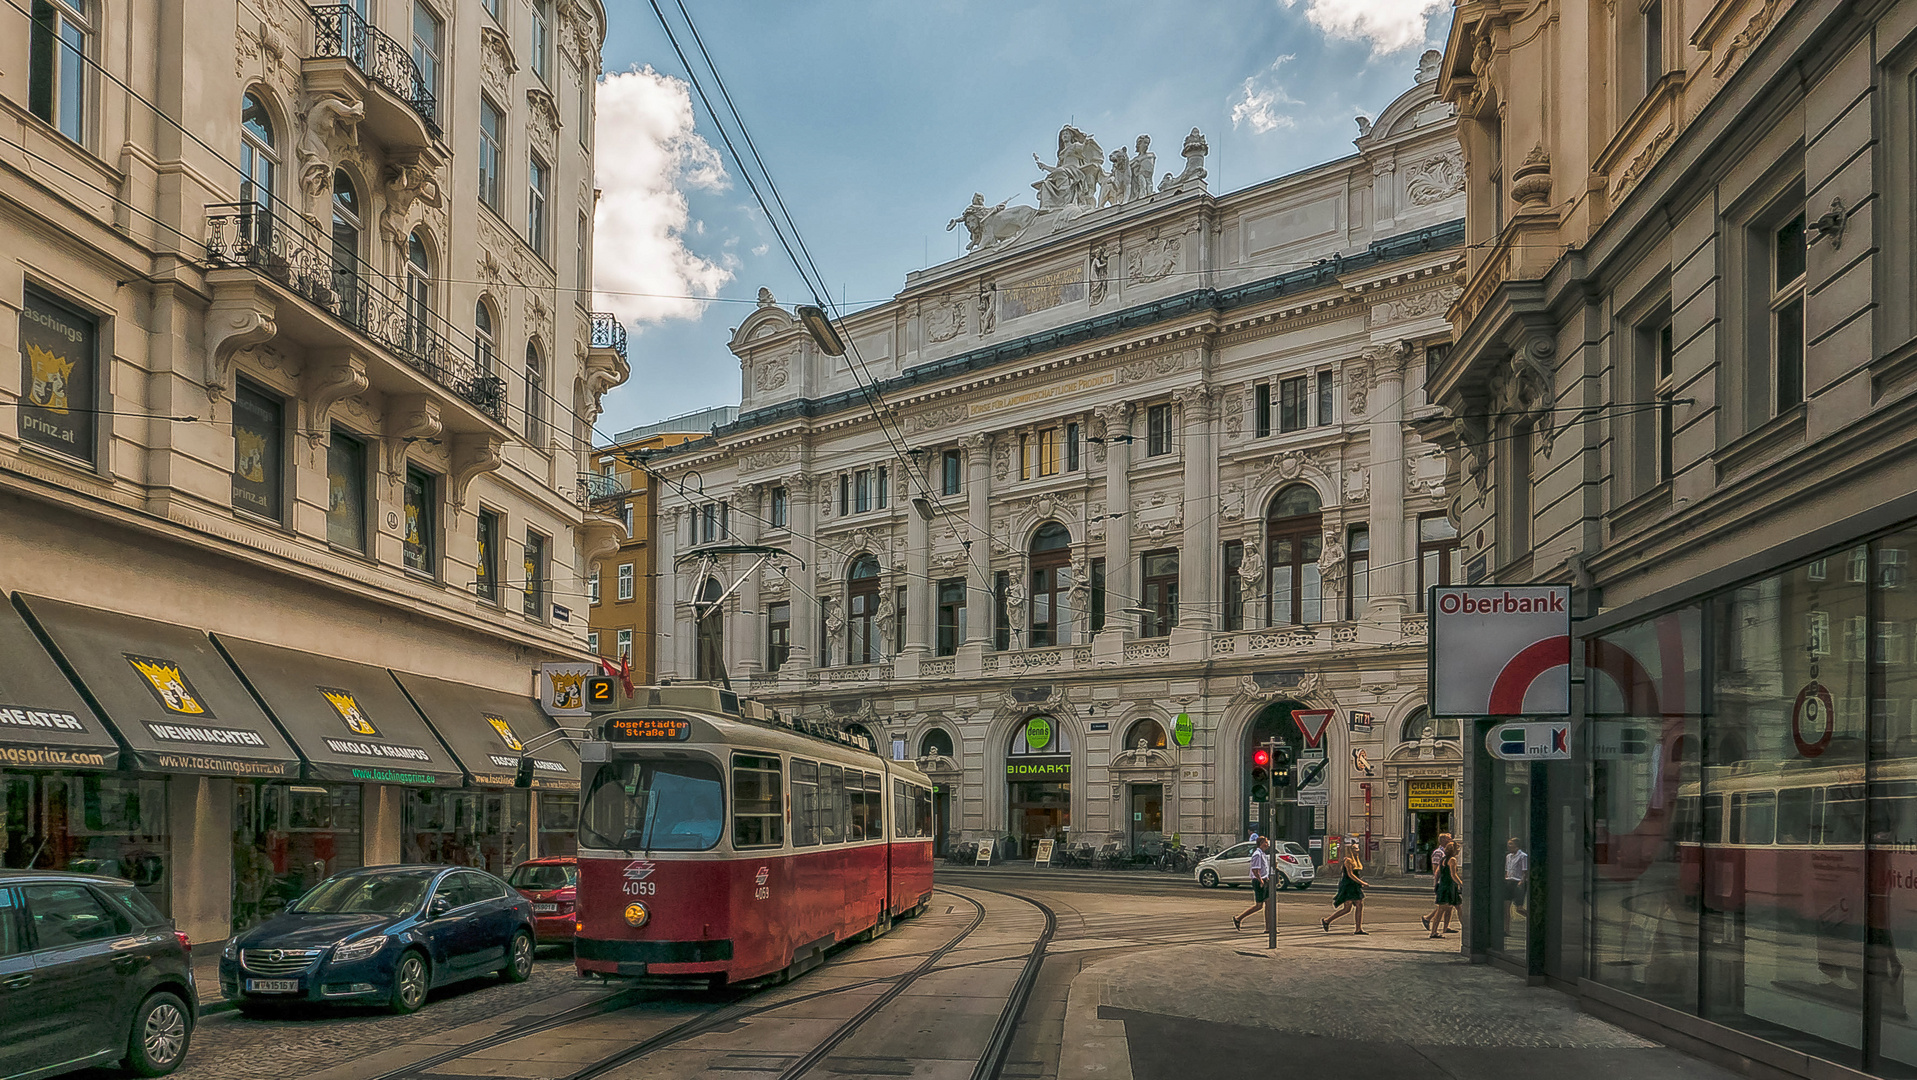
[788,472,817,669]
[1365,343,1411,619]
[655,505,681,678]
[1095,403,1134,639]
[962,433,993,647]
[1176,385,1217,629]
[734,483,763,676]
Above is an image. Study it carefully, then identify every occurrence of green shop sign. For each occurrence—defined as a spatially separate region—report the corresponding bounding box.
[1173,713,1193,746]
[1025,716,1053,752]
[1007,760,1070,778]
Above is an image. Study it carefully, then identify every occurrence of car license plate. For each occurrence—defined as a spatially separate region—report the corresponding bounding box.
[533,903,558,913]
[245,978,299,993]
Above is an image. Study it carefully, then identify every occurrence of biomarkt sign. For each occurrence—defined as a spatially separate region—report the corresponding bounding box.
[1429,585,1573,718]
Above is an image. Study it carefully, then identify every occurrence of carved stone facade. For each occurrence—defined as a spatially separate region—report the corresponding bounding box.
[640,65,1465,870]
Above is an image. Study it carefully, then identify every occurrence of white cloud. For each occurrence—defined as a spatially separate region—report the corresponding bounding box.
[1230,56,1303,134]
[592,67,733,326]
[1280,0,1446,55]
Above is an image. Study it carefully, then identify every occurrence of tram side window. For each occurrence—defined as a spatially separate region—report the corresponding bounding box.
[1873,781,1917,846]
[847,770,876,841]
[1777,787,1815,844]
[1730,791,1776,846]
[578,759,723,852]
[1701,795,1726,845]
[1822,784,1865,845]
[820,764,846,845]
[894,781,908,838]
[1669,795,1700,845]
[733,754,784,849]
[791,760,820,847]
[913,786,932,838]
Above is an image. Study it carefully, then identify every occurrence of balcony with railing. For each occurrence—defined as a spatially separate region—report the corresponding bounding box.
[204,206,507,429]
[590,313,628,360]
[575,472,632,511]
[304,5,440,153]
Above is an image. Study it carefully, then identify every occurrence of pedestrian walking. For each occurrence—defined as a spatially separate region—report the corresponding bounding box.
[1429,840,1463,938]
[1504,836,1529,932]
[1233,836,1273,931]
[1322,847,1369,935]
[1421,832,1451,932]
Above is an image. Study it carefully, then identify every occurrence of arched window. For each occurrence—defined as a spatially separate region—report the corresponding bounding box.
[919,729,954,759]
[695,577,724,682]
[1125,718,1166,751]
[1401,707,1460,742]
[405,231,434,356]
[1266,485,1323,626]
[330,170,363,318]
[1029,522,1073,647]
[239,92,277,245]
[847,553,881,664]
[523,340,545,445]
[1007,718,1073,756]
[475,300,497,379]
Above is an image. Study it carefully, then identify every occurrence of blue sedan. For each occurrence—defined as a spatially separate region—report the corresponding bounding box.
[218,865,536,1014]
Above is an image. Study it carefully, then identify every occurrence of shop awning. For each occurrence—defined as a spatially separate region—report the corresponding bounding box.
[393,672,581,791]
[212,635,464,787]
[0,597,121,771]
[16,596,302,778]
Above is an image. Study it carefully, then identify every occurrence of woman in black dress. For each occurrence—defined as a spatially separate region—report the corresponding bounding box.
[1429,840,1463,938]
[1322,848,1369,934]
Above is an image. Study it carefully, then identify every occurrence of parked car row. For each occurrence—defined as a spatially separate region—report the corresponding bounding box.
[1,858,577,1080]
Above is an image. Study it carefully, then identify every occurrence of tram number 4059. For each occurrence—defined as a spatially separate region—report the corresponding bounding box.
[622,881,656,896]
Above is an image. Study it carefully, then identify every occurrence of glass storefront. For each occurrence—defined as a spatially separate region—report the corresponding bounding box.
[1007,719,1071,858]
[1585,528,1917,1074]
[0,772,169,912]
[1489,762,1531,959]
[538,791,578,857]
[232,781,363,933]
[403,788,530,875]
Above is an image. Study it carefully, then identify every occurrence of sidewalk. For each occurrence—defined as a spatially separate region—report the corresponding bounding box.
[937,860,1437,895]
[1056,929,1744,1080]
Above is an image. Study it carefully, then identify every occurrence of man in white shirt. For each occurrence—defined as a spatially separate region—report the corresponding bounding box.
[1505,837,1530,928]
[1234,837,1273,930]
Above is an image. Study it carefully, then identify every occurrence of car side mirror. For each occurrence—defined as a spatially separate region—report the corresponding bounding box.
[429,896,451,918]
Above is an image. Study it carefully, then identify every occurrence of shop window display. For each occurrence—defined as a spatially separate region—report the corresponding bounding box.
[403,788,529,875]
[232,781,362,933]
[0,774,169,913]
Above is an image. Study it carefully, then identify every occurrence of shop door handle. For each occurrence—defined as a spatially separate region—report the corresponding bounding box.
[0,974,30,990]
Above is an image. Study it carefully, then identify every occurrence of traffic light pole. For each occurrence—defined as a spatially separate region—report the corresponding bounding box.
[1263,738,1281,949]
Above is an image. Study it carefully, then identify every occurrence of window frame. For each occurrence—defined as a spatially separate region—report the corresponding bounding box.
[615,627,632,659]
[19,284,101,466]
[1347,525,1370,620]
[1140,548,1179,637]
[1254,382,1272,438]
[1417,513,1462,611]
[770,486,788,528]
[524,341,546,447]
[585,564,599,605]
[767,600,791,671]
[403,466,438,578]
[28,0,91,145]
[936,577,966,656]
[941,449,962,495]
[327,428,370,553]
[531,0,552,83]
[522,529,549,621]
[616,562,635,602]
[1278,375,1309,433]
[230,377,286,525]
[1146,403,1172,456]
[478,96,504,214]
[1770,212,1808,413]
[731,753,783,850]
[476,507,502,603]
[1316,370,1335,426]
[527,152,551,258]
[410,0,442,104]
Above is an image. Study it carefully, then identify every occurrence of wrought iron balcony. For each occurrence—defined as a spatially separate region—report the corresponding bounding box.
[308,5,439,137]
[577,471,630,506]
[205,205,506,423]
[590,312,628,360]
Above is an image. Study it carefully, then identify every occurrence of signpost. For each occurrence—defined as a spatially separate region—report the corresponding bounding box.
[1429,585,1573,717]
[1291,709,1334,748]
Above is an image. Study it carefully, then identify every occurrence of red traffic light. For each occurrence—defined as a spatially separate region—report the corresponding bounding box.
[1252,748,1271,767]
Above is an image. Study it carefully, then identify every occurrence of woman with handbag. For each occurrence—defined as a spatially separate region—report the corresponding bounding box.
[1322,847,1369,935]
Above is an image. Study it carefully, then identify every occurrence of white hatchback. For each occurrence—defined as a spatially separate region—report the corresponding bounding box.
[1194,840,1315,890]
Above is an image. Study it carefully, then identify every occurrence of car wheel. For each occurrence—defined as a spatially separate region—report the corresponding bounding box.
[1275,876,1290,891]
[125,990,191,1077]
[1295,881,1313,890]
[1198,869,1218,888]
[389,951,430,1015]
[501,930,534,983]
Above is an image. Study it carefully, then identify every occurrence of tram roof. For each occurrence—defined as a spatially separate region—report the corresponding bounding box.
[589,683,929,779]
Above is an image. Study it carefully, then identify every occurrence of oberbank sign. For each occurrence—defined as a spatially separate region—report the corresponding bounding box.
[1429,586,1572,718]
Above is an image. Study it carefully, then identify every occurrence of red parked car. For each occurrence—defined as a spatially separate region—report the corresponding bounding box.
[508,858,577,943]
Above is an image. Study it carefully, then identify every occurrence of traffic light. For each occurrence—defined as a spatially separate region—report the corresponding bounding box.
[1272,747,1293,796]
[1250,747,1271,802]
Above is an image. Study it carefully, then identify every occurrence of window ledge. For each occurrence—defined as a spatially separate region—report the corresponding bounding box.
[1608,480,1674,538]
[1714,404,1806,485]
[1870,332,1917,406]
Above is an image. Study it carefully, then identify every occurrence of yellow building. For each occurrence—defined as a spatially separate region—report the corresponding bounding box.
[586,407,735,683]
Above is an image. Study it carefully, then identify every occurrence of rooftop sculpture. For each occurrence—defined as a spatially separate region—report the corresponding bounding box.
[947,124,1207,254]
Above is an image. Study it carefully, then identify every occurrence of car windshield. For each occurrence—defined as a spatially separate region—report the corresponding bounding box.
[509,864,576,890]
[1220,844,1251,859]
[289,871,437,915]
[1279,842,1309,857]
[580,758,724,852]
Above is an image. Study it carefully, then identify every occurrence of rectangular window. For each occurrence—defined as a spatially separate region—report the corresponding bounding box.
[1255,383,1272,438]
[1347,526,1370,619]
[483,0,499,18]
[1223,540,1245,631]
[477,509,502,603]
[327,430,368,551]
[1630,313,1675,496]
[478,97,503,213]
[19,286,97,463]
[936,577,966,656]
[620,502,633,534]
[839,475,849,516]
[527,153,550,257]
[768,601,791,671]
[531,0,552,82]
[701,503,718,544]
[231,380,284,522]
[732,754,782,849]
[894,585,908,654]
[411,0,442,101]
[1090,557,1106,634]
[720,501,729,538]
[615,627,632,659]
[523,530,547,619]
[791,759,819,846]
[1506,425,1533,558]
[1643,0,1664,96]
[1146,404,1171,456]
[1279,375,1309,432]
[586,630,599,654]
[1416,514,1460,611]
[1657,323,1675,482]
[578,64,592,147]
[403,467,436,575]
[1066,422,1080,471]
[1037,428,1061,476]
[585,565,598,605]
[855,469,872,513]
[28,0,89,143]
[1772,213,1807,412]
[576,213,590,301]
[617,562,634,601]
[524,348,545,446]
[1141,550,1179,637]
[994,570,1011,650]
[877,465,889,508]
[941,450,962,495]
[770,486,788,528]
[1018,434,1030,479]
[1317,371,1335,426]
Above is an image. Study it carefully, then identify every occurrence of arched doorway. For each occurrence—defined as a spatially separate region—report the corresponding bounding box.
[1266,485,1323,626]
[1243,700,1320,856]
[1006,718,1072,858]
[1397,707,1458,870]
[919,728,956,857]
[695,578,724,682]
[1029,522,1073,646]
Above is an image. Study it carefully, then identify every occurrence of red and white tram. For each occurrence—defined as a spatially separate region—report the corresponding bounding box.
[572,684,936,986]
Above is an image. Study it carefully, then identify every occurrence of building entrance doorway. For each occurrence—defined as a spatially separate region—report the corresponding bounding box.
[1006,718,1072,858]
[933,786,951,858]
[1407,809,1453,872]
[1008,780,1068,857]
[1129,783,1163,857]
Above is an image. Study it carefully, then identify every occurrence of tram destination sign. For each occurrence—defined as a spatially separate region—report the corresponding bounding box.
[1428,585,1572,718]
[604,715,692,742]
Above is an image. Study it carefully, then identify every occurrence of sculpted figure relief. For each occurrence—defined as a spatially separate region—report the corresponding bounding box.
[942,126,1192,255]
[298,96,364,198]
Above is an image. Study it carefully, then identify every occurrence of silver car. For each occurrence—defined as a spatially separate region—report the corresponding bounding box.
[1193,840,1315,889]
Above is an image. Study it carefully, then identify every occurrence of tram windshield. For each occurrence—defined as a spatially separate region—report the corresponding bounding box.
[580,758,724,852]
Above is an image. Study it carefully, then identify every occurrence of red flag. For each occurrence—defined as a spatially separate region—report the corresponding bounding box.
[596,657,618,679]
[617,649,635,699]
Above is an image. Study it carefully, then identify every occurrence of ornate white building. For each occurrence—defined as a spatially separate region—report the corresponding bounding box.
[649,60,1466,870]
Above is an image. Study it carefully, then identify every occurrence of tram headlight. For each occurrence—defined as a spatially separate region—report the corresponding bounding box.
[623,902,650,928]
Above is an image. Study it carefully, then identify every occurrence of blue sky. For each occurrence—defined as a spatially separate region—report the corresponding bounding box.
[589,0,1451,439]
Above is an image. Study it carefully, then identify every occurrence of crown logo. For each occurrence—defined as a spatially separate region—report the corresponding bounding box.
[26,343,75,415]
[320,688,379,737]
[486,714,523,752]
[126,655,208,716]
[549,672,584,710]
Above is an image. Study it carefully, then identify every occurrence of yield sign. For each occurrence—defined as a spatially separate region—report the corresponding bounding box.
[1291,709,1335,748]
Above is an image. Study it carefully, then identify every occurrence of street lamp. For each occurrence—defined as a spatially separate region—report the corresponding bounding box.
[796,304,846,356]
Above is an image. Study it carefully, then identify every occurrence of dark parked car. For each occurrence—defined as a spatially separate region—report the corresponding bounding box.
[0,869,195,1079]
[219,865,535,1015]
[506,858,576,943]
